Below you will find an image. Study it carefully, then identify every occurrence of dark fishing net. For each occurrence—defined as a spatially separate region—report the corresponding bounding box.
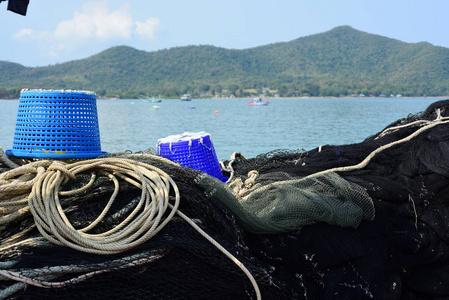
[1,99,449,299]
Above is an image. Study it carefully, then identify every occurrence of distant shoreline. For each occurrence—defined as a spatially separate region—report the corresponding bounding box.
[211,96,448,100]
[1,96,447,101]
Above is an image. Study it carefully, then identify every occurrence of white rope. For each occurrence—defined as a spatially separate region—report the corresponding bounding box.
[27,158,178,254]
[374,108,446,139]
[219,152,247,183]
[175,208,261,300]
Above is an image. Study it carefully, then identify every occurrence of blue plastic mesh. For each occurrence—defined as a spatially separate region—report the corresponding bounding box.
[157,132,228,182]
[6,89,107,159]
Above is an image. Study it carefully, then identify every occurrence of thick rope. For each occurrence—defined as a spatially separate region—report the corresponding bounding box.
[0,147,21,169]
[220,152,247,183]
[27,158,179,254]
[374,108,443,139]
[0,251,165,289]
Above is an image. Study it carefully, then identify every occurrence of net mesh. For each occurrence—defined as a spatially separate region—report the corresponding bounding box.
[1,99,449,299]
[199,171,374,234]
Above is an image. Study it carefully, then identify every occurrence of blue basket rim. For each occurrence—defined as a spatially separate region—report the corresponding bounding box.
[5,149,108,159]
[19,89,96,97]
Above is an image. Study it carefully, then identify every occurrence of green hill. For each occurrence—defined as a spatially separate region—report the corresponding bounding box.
[1,26,449,99]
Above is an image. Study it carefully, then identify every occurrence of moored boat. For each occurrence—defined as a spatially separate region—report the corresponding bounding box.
[146,97,162,103]
[248,97,269,106]
[181,94,191,101]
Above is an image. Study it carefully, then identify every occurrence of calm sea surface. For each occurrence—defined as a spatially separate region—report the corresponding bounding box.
[0,97,444,160]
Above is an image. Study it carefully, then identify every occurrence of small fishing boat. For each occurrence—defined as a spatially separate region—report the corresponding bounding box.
[181,94,192,101]
[248,97,269,106]
[146,97,162,103]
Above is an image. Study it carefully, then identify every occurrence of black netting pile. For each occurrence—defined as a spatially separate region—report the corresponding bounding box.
[1,99,449,299]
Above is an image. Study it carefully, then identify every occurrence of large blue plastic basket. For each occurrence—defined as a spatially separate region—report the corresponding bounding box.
[6,89,107,159]
[157,132,228,182]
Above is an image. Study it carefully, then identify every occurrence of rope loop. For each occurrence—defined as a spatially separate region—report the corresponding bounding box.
[47,161,76,183]
[244,170,259,188]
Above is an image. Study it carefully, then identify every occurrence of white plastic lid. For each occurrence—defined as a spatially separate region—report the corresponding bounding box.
[157,132,210,144]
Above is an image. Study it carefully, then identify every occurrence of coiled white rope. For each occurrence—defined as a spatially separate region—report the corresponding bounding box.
[28,158,179,254]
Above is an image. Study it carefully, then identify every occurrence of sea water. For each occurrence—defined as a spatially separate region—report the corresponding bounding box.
[0,97,443,161]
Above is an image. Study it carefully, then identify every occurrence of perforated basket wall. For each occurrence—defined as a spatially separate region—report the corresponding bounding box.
[157,132,228,182]
[6,89,107,159]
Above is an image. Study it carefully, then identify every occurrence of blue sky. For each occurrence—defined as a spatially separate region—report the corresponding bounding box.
[1,0,448,67]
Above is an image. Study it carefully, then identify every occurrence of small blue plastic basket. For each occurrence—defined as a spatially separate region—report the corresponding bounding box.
[157,132,228,182]
[6,89,107,159]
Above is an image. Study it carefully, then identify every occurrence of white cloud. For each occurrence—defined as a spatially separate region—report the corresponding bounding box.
[12,1,160,60]
[13,28,39,39]
[135,18,160,39]
[53,1,134,40]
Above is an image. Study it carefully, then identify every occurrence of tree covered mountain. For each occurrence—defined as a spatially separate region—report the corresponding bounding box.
[1,26,448,99]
